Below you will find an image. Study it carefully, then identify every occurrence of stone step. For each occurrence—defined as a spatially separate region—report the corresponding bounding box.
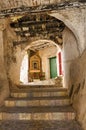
[16,85,62,89]
[0,106,75,121]
[5,96,71,107]
[11,88,68,98]
[0,120,83,130]
[12,87,67,91]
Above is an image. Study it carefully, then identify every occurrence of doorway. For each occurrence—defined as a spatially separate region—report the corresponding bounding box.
[49,57,57,78]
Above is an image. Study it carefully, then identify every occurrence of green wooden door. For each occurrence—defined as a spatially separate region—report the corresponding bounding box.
[49,57,57,78]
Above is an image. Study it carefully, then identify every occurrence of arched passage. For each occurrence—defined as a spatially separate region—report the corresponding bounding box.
[20,39,62,84]
[8,12,80,88]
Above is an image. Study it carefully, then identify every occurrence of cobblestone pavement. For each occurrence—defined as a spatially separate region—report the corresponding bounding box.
[0,120,83,130]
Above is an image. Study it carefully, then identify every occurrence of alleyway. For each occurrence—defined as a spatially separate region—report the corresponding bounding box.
[0,0,86,130]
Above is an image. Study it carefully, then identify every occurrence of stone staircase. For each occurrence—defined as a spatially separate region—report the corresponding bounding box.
[0,85,83,130]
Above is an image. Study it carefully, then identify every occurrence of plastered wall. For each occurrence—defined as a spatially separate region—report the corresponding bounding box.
[39,45,58,79]
[63,27,86,130]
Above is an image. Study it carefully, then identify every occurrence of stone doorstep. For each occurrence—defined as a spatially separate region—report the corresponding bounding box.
[11,91,68,98]
[4,98,71,107]
[0,112,75,121]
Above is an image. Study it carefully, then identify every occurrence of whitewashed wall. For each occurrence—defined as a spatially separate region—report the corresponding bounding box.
[39,45,58,79]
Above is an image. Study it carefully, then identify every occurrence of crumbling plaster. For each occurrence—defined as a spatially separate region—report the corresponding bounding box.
[3,19,26,86]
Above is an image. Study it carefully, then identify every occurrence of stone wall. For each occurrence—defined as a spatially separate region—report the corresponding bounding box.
[3,21,25,86]
[50,9,86,130]
[62,24,86,130]
[0,21,9,106]
[69,50,86,130]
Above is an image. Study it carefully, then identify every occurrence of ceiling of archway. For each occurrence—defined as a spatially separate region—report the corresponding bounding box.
[27,40,56,51]
[10,13,65,47]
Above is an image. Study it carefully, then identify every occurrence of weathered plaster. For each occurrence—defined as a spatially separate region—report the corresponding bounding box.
[62,27,80,88]
[3,22,25,85]
[69,50,86,130]
[0,28,9,106]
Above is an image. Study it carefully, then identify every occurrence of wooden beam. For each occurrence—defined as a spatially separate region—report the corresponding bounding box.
[21,18,60,24]
[30,43,52,50]
[13,39,28,46]
[30,41,50,47]
[15,31,62,38]
[15,27,62,34]
[10,20,61,28]
[30,43,51,49]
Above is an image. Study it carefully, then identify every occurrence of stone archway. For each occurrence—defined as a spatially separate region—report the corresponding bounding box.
[19,39,60,84]
[8,13,65,85]
[7,11,81,88]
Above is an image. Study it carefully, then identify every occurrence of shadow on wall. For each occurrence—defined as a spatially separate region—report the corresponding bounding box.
[0,79,9,106]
